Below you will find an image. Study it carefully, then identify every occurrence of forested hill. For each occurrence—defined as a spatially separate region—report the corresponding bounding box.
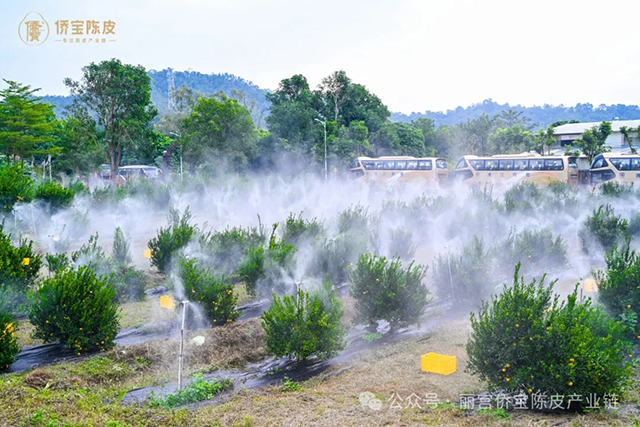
[39,72,640,128]
[147,69,269,116]
[390,99,640,128]
[40,68,270,117]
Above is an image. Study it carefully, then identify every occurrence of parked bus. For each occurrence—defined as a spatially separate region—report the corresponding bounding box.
[349,156,448,186]
[117,165,163,181]
[590,152,640,185]
[454,153,579,187]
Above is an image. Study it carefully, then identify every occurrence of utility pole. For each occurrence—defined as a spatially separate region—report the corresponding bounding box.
[178,300,188,390]
[315,118,327,181]
[169,131,183,180]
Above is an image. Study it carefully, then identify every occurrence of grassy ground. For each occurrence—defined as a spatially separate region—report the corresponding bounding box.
[2,317,640,427]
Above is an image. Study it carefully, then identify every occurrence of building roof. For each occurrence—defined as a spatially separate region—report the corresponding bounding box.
[554,120,640,135]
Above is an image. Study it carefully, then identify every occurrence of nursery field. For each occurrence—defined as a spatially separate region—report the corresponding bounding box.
[3,174,640,426]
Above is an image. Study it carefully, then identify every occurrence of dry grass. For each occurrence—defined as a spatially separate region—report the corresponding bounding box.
[118,296,178,329]
[2,317,638,426]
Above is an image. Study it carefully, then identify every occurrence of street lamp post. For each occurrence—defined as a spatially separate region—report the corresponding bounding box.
[169,132,183,180]
[314,118,327,181]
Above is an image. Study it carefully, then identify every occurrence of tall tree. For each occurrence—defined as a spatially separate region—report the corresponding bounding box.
[52,115,103,175]
[574,121,613,161]
[411,118,438,156]
[619,126,638,154]
[182,93,258,172]
[459,114,494,156]
[64,59,157,179]
[266,74,320,147]
[318,71,351,122]
[393,123,426,157]
[494,109,534,130]
[338,83,389,132]
[0,80,58,166]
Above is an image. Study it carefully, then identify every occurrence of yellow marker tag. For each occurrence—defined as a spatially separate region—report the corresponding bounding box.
[22,258,30,266]
[333,167,338,173]
[143,249,152,259]
[584,278,598,293]
[160,295,176,310]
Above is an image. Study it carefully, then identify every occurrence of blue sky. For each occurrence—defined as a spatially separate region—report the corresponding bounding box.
[2,0,640,113]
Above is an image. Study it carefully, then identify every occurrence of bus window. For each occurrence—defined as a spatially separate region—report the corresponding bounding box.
[632,159,640,170]
[486,160,499,171]
[514,159,529,171]
[611,158,631,171]
[544,159,563,170]
[374,161,385,170]
[591,170,615,184]
[455,170,474,180]
[436,159,447,169]
[455,158,467,169]
[417,160,432,170]
[568,157,578,169]
[407,160,418,169]
[384,161,395,170]
[395,161,407,170]
[362,161,374,170]
[591,155,607,169]
[469,160,485,170]
[498,159,513,170]
[350,169,365,179]
[530,159,545,170]
[350,159,360,169]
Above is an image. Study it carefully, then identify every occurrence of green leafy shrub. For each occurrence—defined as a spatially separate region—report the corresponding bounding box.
[432,236,492,306]
[66,180,88,195]
[237,224,297,298]
[71,233,110,276]
[0,164,33,213]
[148,374,232,408]
[503,182,543,213]
[338,204,373,234]
[282,375,301,392]
[237,246,265,297]
[282,212,323,246]
[34,180,75,212]
[309,236,357,285]
[45,253,70,276]
[148,207,196,273]
[0,311,19,371]
[109,266,146,303]
[596,245,640,339]
[580,204,629,254]
[497,228,568,274]
[198,224,265,275]
[467,264,632,403]
[0,222,42,313]
[29,266,120,354]
[350,254,429,332]
[381,227,416,261]
[112,227,131,266]
[178,259,239,326]
[628,213,640,238]
[261,282,346,361]
[599,181,634,198]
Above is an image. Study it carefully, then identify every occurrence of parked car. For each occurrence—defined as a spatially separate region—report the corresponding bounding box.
[117,165,163,180]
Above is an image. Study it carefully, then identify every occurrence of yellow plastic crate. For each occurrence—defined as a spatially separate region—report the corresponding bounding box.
[421,352,457,375]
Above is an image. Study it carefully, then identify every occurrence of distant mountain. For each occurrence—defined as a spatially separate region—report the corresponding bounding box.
[40,68,271,119]
[147,69,270,116]
[390,99,640,129]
